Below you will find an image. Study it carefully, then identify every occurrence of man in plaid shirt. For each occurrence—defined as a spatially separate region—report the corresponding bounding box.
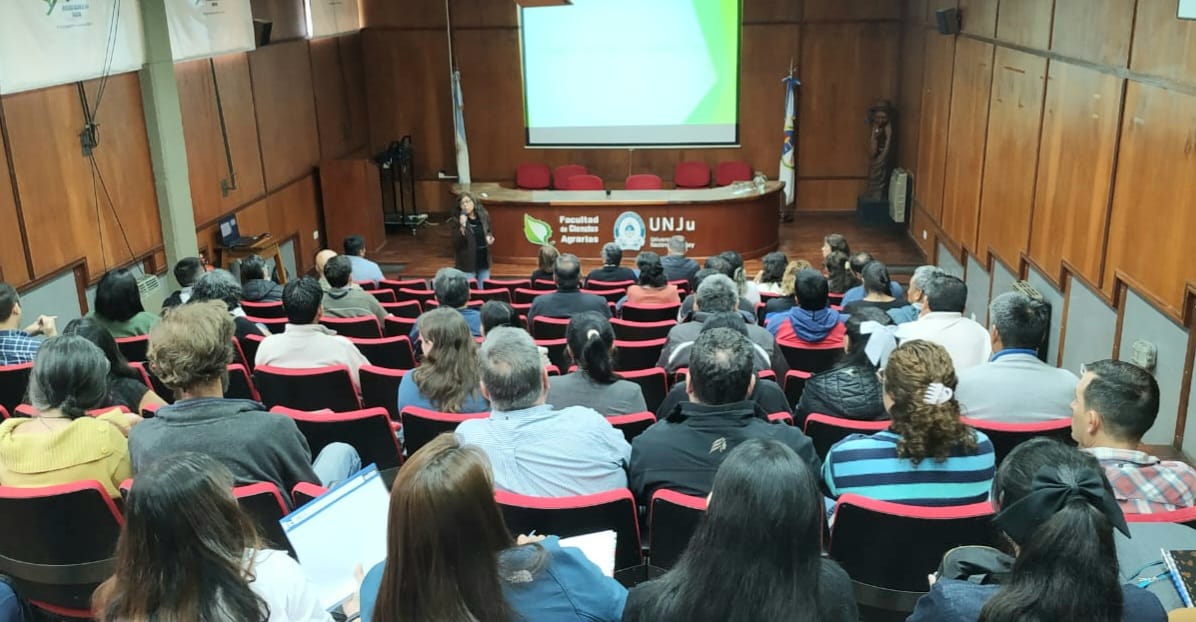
[1073,358,1196,514]
[0,283,57,365]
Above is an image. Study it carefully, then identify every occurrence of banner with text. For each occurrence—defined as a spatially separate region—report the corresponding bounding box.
[305,0,360,38]
[0,0,145,95]
[167,0,256,62]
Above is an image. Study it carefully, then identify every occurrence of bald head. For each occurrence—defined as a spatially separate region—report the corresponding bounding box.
[315,249,337,277]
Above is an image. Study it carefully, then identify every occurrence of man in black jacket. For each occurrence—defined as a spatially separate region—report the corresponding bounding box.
[528,253,611,323]
[629,327,820,501]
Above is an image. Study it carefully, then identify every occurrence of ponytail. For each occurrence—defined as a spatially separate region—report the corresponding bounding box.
[581,330,619,384]
[566,312,619,385]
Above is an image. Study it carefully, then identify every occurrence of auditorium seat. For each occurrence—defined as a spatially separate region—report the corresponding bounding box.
[648,490,707,572]
[238,334,266,371]
[366,288,397,303]
[536,338,570,370]
[378,278,429,297]
[115,335,150,363]
[483,278,530,295]
[354,280,379,290]
[234,482,293,554]
[0,363,32,415]
[384,316,418,338]
[241,300,286,319]
[247,316,288,334]
[395,288,437,307]
[515,163,552,190]
[611,318,674,342]
[778,341,842,374]
[614,338,667,372]
[621,302,681,323]
[226,363,260,401]
[360,365,408,421]
[231,337,252,370]
[348,336,416,370]
[608,411,656,442]
[320,316,382,340]
[624,173,663,190]
[531,316,571,340]
[829,494,998,612]
[586,279,634,290]
[272,406,403,471]
[427,299,484,310]
[803,413,890,460]
[513,287,547,304]
[714,161,752,186]
[254,365,361,412]
[784,369,811,413]
[767,412,795,425]
[292,482,328,508]
[532,279,558,290]
[381,300,422,319]
[400,406,489,456]
[960,417,1074,466]
[0,481,124,618]
[674,161,711,188]
[552,164,588,189]
[566,174,605,191]
[619,367,669,414]
[469,288,512,304]
[1125,506,1196,528]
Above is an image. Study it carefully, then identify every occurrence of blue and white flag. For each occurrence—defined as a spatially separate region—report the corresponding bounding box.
[779,75,801,207]
[451,68,472,185]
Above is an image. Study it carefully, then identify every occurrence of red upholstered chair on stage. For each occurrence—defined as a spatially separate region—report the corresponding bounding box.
[715,161,753,186]
[674,161,711,188]
[625,174,663,190]
[553,164,588,189]
[566,174,604,190]
[515,163,551,190]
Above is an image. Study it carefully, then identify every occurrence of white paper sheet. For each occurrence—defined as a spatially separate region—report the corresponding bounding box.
[559,530,617,577]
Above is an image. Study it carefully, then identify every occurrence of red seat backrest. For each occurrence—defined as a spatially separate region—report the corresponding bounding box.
[674,161,711,188]
[566,174,604,191]
[553,164,588,189]
[714,161,752,186]
[515,163,551,190]
[624,174,662,190]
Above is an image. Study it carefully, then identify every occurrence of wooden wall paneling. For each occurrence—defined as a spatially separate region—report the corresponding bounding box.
[454,28,526,182]
[797,22,900,179]
[249,40,321,191]
[1029,62,1122,285]
[914,30,956,223]
[1130,0,1196,85]
[176,54,267,227]
[996,0,1056,50]
[903,0,929,25]
[450,0,519,28]
[925,0,958,22]
[0,111,30,285]
[802,0,900,21]
[1051,0,1135,67]
[898,24,926,179]
[1103,82,1196,316]
[938,38,993,252]
[362,0,445,29]
[250,0,308,41]
[311,37,356,160]
[795,179,865,211]
[976,48,1047,268]
[958,0,998,37]
[729,24,802,185]
[744,0,803,23]
[267,175,322,273]
[338,34,371,153]
[196,197,270,260]
[909,202,936,258]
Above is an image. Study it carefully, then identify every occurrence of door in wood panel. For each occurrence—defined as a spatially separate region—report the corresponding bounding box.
[939,38,993,252]
[915,30,956,223]
[1051,0,1134,67]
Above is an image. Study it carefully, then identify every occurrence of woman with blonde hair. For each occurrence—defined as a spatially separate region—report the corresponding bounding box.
[397,308,488,413]
[530,244,558,285]
[823,339,995,506]
[762,259,812,316]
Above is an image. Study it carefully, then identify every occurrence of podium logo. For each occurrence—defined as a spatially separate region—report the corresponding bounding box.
[613,211,646,252]
[523,214,554,246]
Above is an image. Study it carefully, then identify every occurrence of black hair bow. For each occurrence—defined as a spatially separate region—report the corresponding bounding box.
[993,465,1129,545]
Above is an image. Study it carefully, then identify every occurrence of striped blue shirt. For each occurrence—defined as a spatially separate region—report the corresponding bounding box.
[823,429,995,506]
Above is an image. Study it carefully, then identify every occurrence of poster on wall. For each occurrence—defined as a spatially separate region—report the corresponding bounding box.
[167,0,256,62]
[0,0,145,95]
[306,0,361,38]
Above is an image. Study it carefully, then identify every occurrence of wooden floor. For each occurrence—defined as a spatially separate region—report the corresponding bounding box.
[371,212,926,279]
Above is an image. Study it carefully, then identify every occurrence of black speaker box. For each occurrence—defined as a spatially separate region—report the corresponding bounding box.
[253,19,273,47]
[936,8,961,35]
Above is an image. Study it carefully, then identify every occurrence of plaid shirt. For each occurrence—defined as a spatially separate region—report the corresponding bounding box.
[1086,446,1196,514]
[0,329,41,366]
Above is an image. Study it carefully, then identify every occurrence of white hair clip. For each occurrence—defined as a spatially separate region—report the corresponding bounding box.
[860,321,899,369]
[923,382,954,405]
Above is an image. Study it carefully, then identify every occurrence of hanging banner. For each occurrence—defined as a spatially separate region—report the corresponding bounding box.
[305,0,361,39]
[0,0,145,95]
[167,0,256,62]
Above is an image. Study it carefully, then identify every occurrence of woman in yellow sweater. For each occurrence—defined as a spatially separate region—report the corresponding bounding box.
[0,335,139,497]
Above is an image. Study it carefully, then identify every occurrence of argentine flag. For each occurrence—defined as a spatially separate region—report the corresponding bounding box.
[779,75,801,207]
[452,69,471,185]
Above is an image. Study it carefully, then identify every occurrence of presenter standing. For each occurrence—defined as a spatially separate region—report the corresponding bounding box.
[452,192,495,282]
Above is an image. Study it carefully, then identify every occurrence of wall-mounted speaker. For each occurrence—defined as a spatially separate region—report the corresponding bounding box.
[253,19,273,47]
[935,8,961,35]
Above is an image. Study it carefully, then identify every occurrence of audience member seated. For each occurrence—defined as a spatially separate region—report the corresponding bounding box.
[624,440,857,622]
[660,276,783,375]
[321,255,388,324]
[131,301,360,492]
[661,235,699,283]
[359,434,626,622]
[344,233,385,283]
[93,453,334,622]
[314,248,339,291]
[239,254,283,303]
[896,274,991,371]
[0,582,19,622]
[955,292,1076,422]
[0,282,56,365]
[655,315,791,418]
[528,254,611,323]
[795,308,892,423]
[161,257,203,311]
[480,300,552,368]
[456,327,630,496]
[754,251,789,295]
[547,312,647,416]
[718,250,760,308]
[823,340,995,506]
[1073,359,1196,514]
[411,268,482,343]
[89,268,159,338]
[766,269,846,349]
[840,252,904,306]
[397,308,489,415]
[189,269,269,342]
[585,243,638,286]
[530,244,559,284]
[824,250,858,295]
[676,262,756,323]
[762,260,812,317]
[907,439,1167,622]
[0,336,138,497]
[622,252,679,307]
[822,233,851,259]
[630,327,819,500]
[842,261,916,323]
[906,264,943,312]
[255,278,370,389]
[63,318,167,412]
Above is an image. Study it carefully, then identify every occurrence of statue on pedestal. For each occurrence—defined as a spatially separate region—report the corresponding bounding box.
[865,100,895,200]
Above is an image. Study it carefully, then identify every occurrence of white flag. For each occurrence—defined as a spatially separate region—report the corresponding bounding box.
[452,69,472,185]
[778,76,800,206]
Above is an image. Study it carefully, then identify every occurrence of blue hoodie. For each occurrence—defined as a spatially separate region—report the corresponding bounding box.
[769,306,842,342]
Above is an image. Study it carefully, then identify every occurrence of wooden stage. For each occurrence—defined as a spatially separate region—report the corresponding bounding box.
[370,212,926,280]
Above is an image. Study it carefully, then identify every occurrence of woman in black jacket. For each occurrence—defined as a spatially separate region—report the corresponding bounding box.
[794,307,892,424]
[452,192,495,282]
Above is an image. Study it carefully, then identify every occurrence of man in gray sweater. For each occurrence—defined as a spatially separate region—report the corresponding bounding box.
[129,301,359,503]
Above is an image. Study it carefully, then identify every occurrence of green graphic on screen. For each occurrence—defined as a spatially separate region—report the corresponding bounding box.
[520,0,741,146]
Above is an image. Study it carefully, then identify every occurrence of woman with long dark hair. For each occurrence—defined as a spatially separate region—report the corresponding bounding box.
[822,233,850,258]
[91,268,159,338]
[359,433,626,621]
[624,252,678,306]
[397,308,488,414]
[93,452,332,621]
[824,250,858,295]
[453,192,495,282]
[795,307,892,423]
[754,251,789,295]
[530,244,558,285]
[63,317,166,412]
[908,438,1166,622]
[546,312,646,415]
[623,439,857,622]
[841,261,914,320]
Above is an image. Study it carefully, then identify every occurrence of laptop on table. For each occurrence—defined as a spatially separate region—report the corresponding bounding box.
[218,214,268,248]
